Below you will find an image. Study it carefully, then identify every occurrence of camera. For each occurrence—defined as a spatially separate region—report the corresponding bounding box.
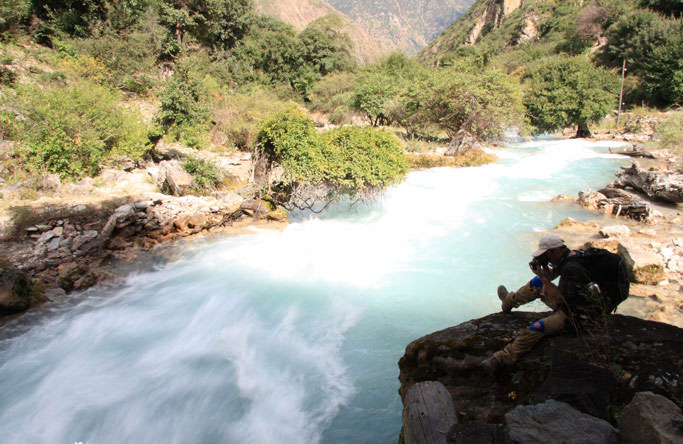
[529,254,549,271]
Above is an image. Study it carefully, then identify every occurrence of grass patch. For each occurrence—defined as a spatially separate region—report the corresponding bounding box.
[405,150,497,169]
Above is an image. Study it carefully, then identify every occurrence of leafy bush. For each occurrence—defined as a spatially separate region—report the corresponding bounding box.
[8,82,150,179]
[322,126,408,190]
[182,155,224,193]
[257,108,407,197]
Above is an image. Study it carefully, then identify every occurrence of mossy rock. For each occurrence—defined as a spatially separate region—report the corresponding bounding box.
[633,264,666,284]
[266,208,288,222]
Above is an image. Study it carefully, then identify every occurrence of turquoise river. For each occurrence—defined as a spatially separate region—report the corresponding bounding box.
[0,138,629,444]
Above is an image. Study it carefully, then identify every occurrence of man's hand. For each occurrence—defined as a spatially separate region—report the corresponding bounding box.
[533,265,554,283]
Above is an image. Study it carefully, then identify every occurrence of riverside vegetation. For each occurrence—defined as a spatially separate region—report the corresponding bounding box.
[0,0,681,311]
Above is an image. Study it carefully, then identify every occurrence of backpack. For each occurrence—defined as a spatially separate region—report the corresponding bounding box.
[568,248,630,313]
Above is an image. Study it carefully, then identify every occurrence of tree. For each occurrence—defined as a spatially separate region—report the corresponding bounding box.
[640,0,683,18]
[351,72,397,126]
[298,15,356,77]
[30,0,107,36]
[524,56,619,138]
[602,9,682,106]
[157,0,251,56]
[408,65,525,140]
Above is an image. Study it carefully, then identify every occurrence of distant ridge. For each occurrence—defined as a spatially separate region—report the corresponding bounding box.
[327,0,475,55]
[253,0,391,63]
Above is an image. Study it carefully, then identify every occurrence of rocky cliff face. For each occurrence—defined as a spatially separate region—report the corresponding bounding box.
[398,312,683,439]
[326,0,475,55]
[421,0,539,61]
[253,0,390,62]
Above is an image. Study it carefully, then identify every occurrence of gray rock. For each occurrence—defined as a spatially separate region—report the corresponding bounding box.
[72,204,87,212]
[44,287,67,299]
[114,204,134,218]
[101,214,118,238]
[52,226,63,237]
[618,391,683,444]
[36,230,55,245]
[60,237,73,250]
[37,174,61,191]
[0,267,31,312]
[134,200,154,210]
[505,400,619,444]
[83,230,98,239]
[218,192,244,213]
[47,236,62,251]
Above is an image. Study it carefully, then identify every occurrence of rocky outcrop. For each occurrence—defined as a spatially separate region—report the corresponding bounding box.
[613,163,683,204]
[464,0,525,45]
[1,190,286,311]
[398,312,683,442]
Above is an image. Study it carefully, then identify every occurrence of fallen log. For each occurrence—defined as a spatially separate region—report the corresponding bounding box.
[578,188,652,222]
[613,163,683,203]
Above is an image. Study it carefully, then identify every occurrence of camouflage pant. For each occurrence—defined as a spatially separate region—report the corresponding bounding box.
[493,280,567,365]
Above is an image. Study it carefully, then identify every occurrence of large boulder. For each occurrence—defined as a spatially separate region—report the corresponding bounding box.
[398,312,683,425]
[505,400,620,444]
[0,267,31,312]
[618,391,683,444]
[159,160,193,196]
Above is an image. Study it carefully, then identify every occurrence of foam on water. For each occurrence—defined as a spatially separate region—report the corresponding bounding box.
[0,138,629,444]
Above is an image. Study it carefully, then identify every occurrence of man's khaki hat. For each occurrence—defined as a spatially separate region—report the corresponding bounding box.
[533,233,565,257]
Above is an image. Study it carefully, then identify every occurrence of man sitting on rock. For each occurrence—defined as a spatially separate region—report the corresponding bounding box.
[479,233,592,373]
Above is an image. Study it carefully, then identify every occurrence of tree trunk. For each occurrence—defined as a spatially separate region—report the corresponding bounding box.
[575,122,592,138]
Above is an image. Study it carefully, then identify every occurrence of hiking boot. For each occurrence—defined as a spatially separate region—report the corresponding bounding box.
[498,285,512,313]
[481,356,501,375]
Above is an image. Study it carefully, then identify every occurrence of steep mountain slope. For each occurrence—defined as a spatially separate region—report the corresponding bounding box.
[421,0,532,61]
[327,0,475,55]
[253,0,391,62]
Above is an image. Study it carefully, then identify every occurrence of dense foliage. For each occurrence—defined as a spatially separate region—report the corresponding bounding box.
[524,56,619,137]
[422,0,682,109]
[257,108,407,202]
[3,82,149,180]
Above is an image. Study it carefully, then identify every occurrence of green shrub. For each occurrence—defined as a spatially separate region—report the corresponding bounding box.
[0,0,30,35]
[9,82,150,180]
[322,126,408,191]
[182,155,224,193]
[257,108,407,197]
[657,112,683,153]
